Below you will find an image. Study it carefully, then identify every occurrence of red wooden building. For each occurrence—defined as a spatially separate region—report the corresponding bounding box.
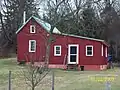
[16,16,108,71]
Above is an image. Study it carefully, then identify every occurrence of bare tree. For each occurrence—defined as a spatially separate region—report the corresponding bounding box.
[0,0,40,56]
[23,54,49,90]
[42,0,67,68]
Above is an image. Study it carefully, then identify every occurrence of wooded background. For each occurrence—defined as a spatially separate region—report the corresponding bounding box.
[0,0,120,61]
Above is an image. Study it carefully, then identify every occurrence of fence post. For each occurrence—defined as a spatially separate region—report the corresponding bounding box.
[106,82,111,90]
[52,71,54,90]
[8,71,11,90]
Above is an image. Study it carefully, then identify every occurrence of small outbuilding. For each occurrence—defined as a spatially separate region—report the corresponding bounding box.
[16,16,108,71]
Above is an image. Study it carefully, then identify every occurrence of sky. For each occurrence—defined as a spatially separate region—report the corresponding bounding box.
[0,1,2,10]
[0,0,4,11]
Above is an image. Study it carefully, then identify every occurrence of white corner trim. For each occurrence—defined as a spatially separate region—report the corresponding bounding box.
[68,44,79,64]
[101,44,103,56]
[54,45,61,56]
[86,45,93,56]
[105,47,107,57]
[30,25,36,33]
[29,40,36,52]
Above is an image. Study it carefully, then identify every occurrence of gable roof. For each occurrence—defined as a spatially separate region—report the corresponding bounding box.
[16,16,108,46]
[16,16,61,34]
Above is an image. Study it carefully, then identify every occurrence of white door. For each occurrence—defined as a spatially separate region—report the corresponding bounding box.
[68,44,79,64]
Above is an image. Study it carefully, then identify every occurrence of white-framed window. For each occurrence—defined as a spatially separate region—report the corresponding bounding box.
[54,45,61,56]
[30,25,36,33]
[29,40,36,52]
[86,45,93,56]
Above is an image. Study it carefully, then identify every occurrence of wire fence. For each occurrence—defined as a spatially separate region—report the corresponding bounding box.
[1,69,120,90]
[4,70,54,90]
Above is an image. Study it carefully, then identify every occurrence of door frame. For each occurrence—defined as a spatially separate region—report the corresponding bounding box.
[68,44,79,64]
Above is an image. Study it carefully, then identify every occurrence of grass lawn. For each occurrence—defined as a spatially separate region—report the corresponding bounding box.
[0,58,120,90]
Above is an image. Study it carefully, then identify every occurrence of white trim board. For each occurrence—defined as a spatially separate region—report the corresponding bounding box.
[101,44,103,56]
[16,16,61,34]
[16,17,32,34]
[61,33,105,42]
[105,47,107,57]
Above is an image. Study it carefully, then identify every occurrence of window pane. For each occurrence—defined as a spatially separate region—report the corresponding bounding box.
[56,50,60,54]
[31,41,35,51]
[87,47,92,50]
[70,46,77,54]
[70,55,76,62]
[31,48,35,51]
[32,27,35,32]
[30,25,35,33]
[87,51,92,55]
[31,41,34,45]
[56,47,60,50]
[31,42,35,47]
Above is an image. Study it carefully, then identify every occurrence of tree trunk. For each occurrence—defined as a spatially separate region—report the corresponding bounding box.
[45,26,54,68]
[32,86,35,90]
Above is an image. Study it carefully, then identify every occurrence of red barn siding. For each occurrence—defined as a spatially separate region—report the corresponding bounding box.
[49,36,68,64]
[17,19,47,62]
[49,34,107,65]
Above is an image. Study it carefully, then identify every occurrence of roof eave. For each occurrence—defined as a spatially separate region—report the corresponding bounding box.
[16,16,33,34]
[60,33,105,42]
